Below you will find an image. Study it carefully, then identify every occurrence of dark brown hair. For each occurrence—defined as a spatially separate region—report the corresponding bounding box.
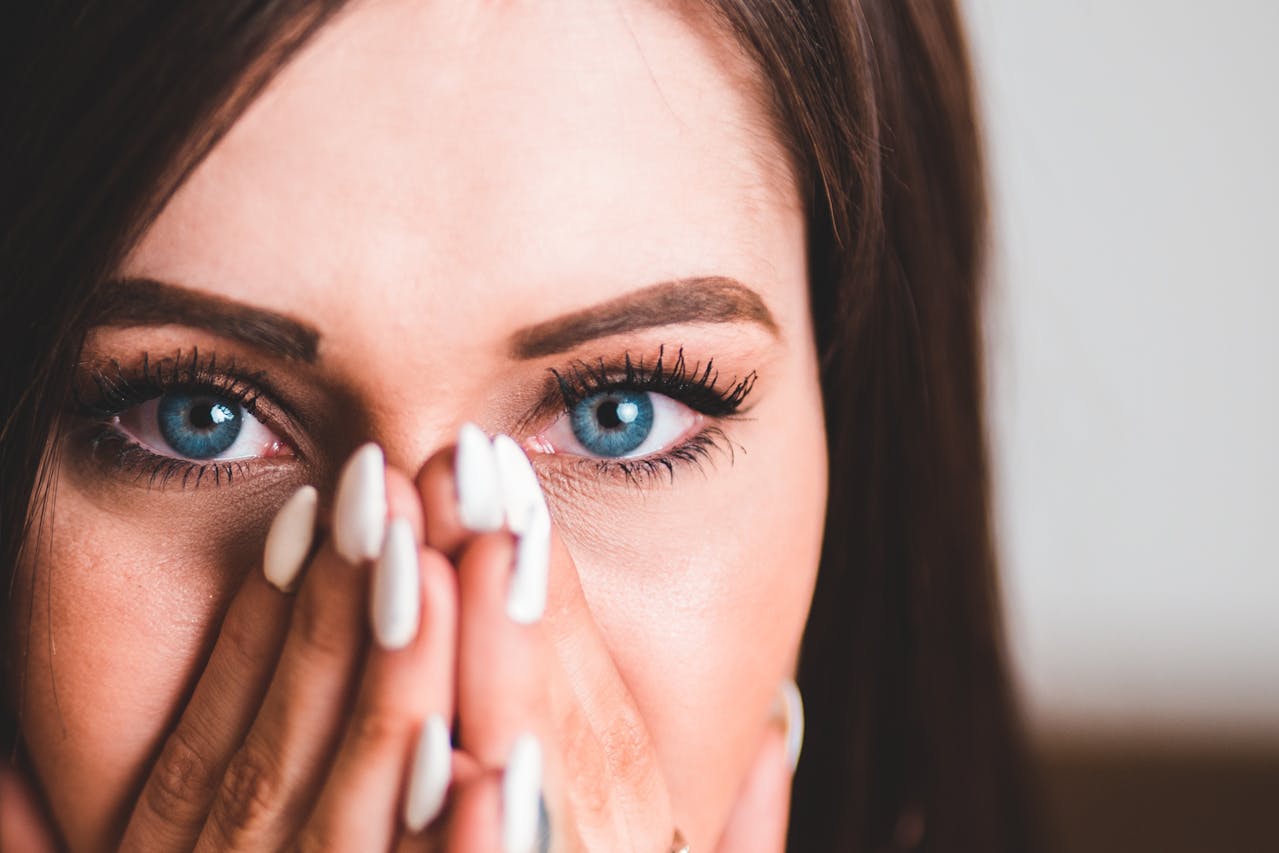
[1,2,1038,849]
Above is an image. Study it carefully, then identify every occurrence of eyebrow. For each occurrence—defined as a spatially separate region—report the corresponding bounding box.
[94,278,321,363]
[508,276,779,359]
[92,274,778,363]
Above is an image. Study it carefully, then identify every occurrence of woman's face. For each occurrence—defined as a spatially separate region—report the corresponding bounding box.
[8,0,826,847]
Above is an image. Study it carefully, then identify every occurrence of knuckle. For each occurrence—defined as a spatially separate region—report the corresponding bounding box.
[293,826,333,853]
[559,706,610,819]
[292,582,352,661]
[209,740,281,843]
[347,702,411,752]
[599,707,654,790]
[219,606,267,672]
[146,725,215,817]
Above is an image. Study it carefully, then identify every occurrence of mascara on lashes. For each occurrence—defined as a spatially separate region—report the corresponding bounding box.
[72,343,759,491]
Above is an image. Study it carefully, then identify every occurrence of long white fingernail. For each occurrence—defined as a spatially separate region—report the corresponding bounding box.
[770,679,805,772]
[502,733,543,853]
[492,436,550,624]
[333,443,387,564]
[404,713,452,833]
[371,518,420,650]
[492,435,543,534]
[507,509,549,625]
[263,485,318,592]
[456,422,504,532]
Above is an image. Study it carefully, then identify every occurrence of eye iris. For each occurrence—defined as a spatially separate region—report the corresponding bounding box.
[157,393,243,459]
[570,390,654,457]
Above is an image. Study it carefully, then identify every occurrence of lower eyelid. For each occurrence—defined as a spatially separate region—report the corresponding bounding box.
[554,425,737,491]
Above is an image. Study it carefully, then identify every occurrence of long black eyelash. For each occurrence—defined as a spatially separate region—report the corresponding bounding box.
[594,426,740,489]
[83,425,257,490]
[72,348,275,491]
[548,343,757,416]
[546,344,755,487]
[74,347,265,419]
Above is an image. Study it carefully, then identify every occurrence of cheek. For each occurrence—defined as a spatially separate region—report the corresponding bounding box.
[557,362,827,842]
[9,483,268,849]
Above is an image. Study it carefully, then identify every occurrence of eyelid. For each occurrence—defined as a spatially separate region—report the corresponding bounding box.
[75,350,308,456]
[112,396,291,463]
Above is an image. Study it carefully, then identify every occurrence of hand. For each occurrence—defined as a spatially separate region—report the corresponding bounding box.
[414,427,797,852]
[17,429,795,851]
[114,442,457,851]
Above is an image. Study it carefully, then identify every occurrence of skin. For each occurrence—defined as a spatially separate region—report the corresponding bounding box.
[3,0,827,849]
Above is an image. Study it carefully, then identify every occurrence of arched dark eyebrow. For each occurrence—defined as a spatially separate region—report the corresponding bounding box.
[94,274,778,364]
[95,278,321,362]
[508,276,780,359]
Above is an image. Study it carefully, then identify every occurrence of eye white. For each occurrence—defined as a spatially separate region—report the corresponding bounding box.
[115,397,286,462]
[539,391,702,460]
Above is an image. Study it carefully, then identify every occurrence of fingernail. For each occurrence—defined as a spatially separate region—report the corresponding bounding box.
[492,435,543,534]
[770,679,805,772]
[492,435,550,624]
[263,485,318,592]
[507,509,550,625]
[502,733,543,853]
[333,443,387,564]
[404,713,452,833]
[371,518,420,650]
[456,422,504,532]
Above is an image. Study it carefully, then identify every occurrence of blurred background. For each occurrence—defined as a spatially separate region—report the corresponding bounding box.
[963,1,1278,850]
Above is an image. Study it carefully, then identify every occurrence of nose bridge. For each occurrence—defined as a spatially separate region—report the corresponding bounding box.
[312,284,519,478]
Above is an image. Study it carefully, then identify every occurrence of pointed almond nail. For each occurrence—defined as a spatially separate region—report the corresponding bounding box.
[333,443,387,564]
[502,733,543,853]
[371,518,420,650]
[770,679,805,772]
[404,713,452,833]
[263,485,318,592]
[492,436,550,624]
[506,508,549,625]
[492,434,544,534]
[456,423,504,532]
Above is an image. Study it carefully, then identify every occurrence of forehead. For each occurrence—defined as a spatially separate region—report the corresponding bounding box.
[125,0,803,344]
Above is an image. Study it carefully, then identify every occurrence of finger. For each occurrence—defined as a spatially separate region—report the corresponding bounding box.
[464,435,672,849]
[417,422,504,560]
[120,486,315,852]
[448,738,550,853]
[299,537,458,850]
[454,530,548,766]
[0,762,60,853]
[713,721,791,853]
[193,444,387,852]
[385,463,427,544]
[535,499,674,846]
[393,750,484,853]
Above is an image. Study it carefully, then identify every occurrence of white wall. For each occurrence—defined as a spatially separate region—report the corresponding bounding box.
[964,0,1279,738]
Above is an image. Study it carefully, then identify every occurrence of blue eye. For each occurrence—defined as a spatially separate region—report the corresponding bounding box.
[113,390,285,463]
[157,393,243,459]
[569,390,655,457]
[539,387,701,462]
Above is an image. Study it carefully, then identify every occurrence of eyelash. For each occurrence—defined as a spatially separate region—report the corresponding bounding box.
[73,344,757,491]
[545,344,756,488]
[74,349,283,490]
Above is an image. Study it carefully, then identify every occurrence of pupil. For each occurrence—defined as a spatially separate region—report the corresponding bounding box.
[596,399,623,429]
[188,401,221,430]
[595,396,641,431]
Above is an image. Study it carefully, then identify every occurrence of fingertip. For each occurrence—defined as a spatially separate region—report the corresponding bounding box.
[713,723,792,853]
[384,465,426,544]
[447,770,504,851]
[0,763,59,853]
[416,440,471,557]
